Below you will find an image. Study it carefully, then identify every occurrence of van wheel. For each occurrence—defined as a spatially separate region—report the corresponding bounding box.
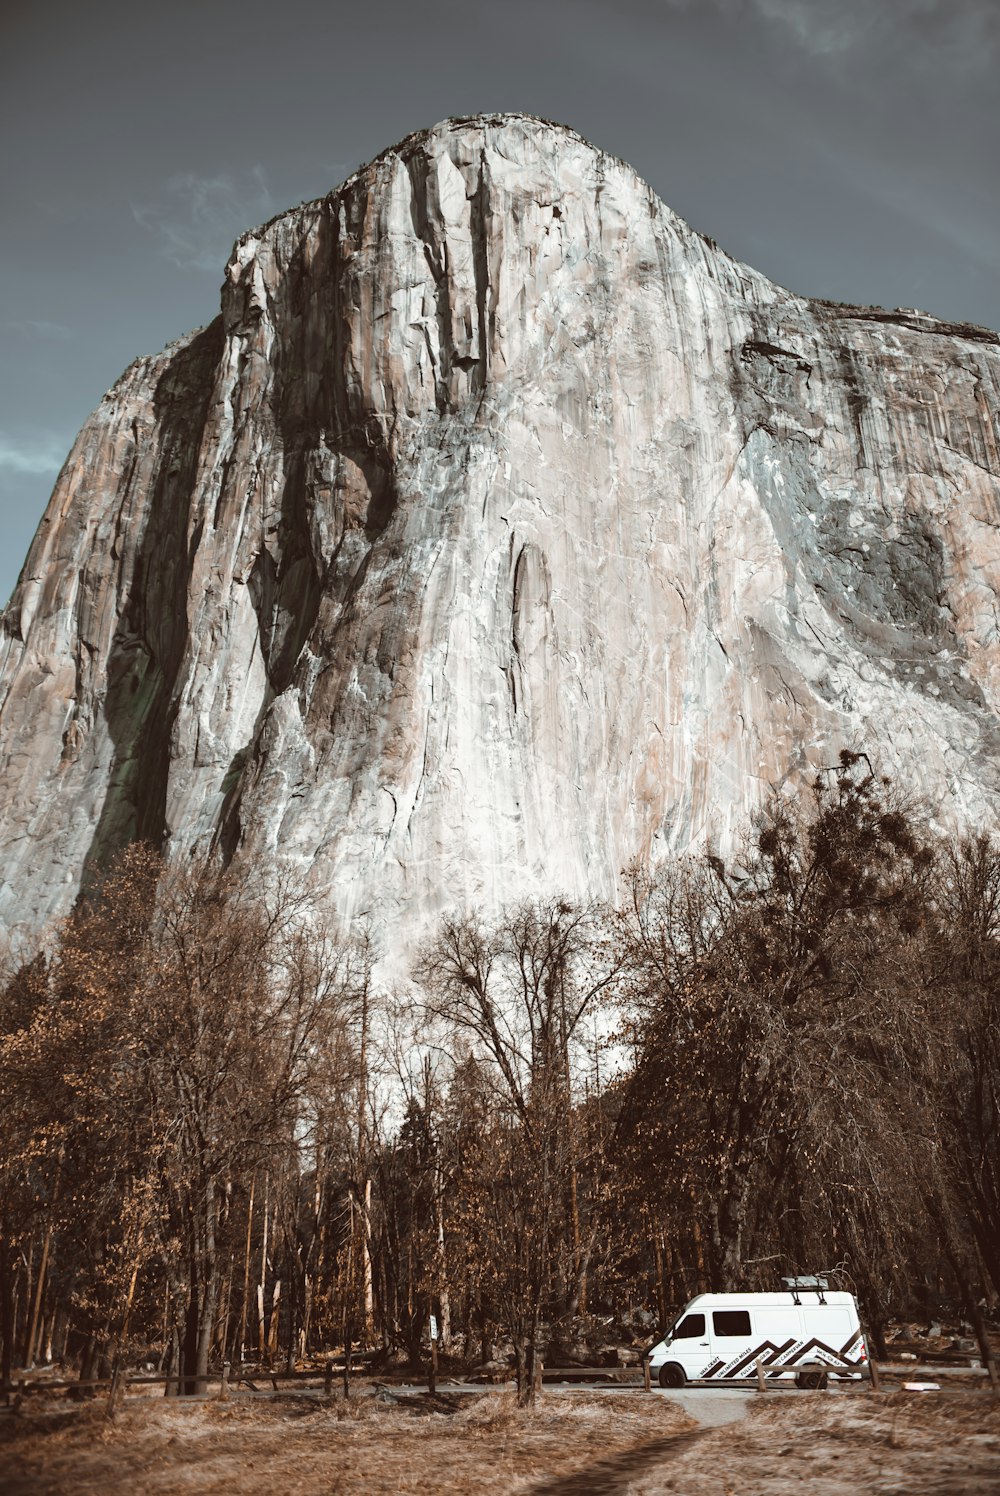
[658,1363,686,1389]
[796,1369,828,1390]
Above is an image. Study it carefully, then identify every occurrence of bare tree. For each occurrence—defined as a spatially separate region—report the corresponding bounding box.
[415,898,618,1404]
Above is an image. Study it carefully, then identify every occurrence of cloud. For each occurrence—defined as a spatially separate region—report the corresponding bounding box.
[6,319,74,341]
[653,0,999,68]
[747,0,998,66]
[132,165,275,273]
[749,0,878,54]
[0,433,67,476]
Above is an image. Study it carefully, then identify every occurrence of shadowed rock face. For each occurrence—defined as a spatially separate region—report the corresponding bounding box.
[2,113,1000,952]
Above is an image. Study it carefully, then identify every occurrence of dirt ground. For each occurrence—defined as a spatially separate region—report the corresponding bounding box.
[2,1387,998,1495]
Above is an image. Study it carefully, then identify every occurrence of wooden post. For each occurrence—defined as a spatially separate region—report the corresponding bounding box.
[643,1358,652,1393]
[324,1360,333,1399]
[986,1354,1000,1400]
[860,1324,881,1392]
[218,1361,230,1400]
[755,1355,768,1392]
[343,1333,352,1399]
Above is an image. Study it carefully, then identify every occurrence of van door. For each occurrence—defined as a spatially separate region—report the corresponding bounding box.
[706,1307,755,1378]
[668,1310,711,1376]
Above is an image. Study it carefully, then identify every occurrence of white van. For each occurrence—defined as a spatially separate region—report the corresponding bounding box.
[647,1289,867,1387]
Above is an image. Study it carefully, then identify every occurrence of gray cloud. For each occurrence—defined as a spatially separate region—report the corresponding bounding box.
[657,0,999,66]
[749,0,998,66]
[0,433,67,476]
[132,165,276,272]
[750,0,881,55]
[6,319,74,341]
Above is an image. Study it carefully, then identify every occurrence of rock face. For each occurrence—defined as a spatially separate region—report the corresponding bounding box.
[2,113,1000,953]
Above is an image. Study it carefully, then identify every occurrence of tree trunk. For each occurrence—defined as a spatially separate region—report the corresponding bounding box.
[26,1148,63,1369]
[164,1324,181,1397]
[357,981,374,1341]
[361,1178,374,1340]
[20,1241,32,1368]
[257,1179,270,1359]
[478,1298,492,1365]
[183,1179,220,1395]
[518,1300,544,1409]
[182,1277,200,1395]
[44,1305,60,1365]
[565,1136,583,1315]
[216,1259,233,1366]
[195,1288,216,1393]
[237,1175,255,1365]
[513,1341,527,1405]
[285,1275,298,1376]
[565,1223,598,1320]
[654,1227,669,1331]
[75,1331,108,1399]
[692,1214,707,1291]
[434,1162,451,1349]
[0,1239,13,1394]
[302,1271,314,1358]
[267,1279,281,1362]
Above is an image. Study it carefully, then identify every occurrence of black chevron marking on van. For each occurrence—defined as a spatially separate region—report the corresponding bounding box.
[724,1338,797,1379]
[702,1340,793,1379]
[790,1337,862,1369]
[701,1336,864,1382]
[840,1331,862,1357]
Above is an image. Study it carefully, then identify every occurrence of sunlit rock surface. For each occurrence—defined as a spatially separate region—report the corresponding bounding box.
[2,113,1000,952]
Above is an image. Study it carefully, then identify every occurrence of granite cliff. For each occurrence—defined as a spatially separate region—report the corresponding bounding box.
[2,113,1000,951]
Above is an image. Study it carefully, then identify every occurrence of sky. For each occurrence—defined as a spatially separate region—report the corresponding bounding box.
[1,0,997,605]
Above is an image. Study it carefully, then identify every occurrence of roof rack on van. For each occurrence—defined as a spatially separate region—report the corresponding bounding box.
[781,1275,828,1303]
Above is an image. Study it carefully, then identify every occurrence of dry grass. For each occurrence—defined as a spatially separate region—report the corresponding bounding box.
[3,1388,999,1496]
[0,1388,693,1496]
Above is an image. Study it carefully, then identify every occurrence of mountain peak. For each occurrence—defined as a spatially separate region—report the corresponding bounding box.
[1,119,999,957]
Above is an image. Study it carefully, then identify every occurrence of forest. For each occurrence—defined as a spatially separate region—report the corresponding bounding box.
[2,751,999,1406]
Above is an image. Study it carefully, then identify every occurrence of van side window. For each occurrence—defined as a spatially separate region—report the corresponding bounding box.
[713,1310,752,1337]
[673,1314,705,1338]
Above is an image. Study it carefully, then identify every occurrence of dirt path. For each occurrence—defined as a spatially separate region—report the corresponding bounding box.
[527,1428,707,1495]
